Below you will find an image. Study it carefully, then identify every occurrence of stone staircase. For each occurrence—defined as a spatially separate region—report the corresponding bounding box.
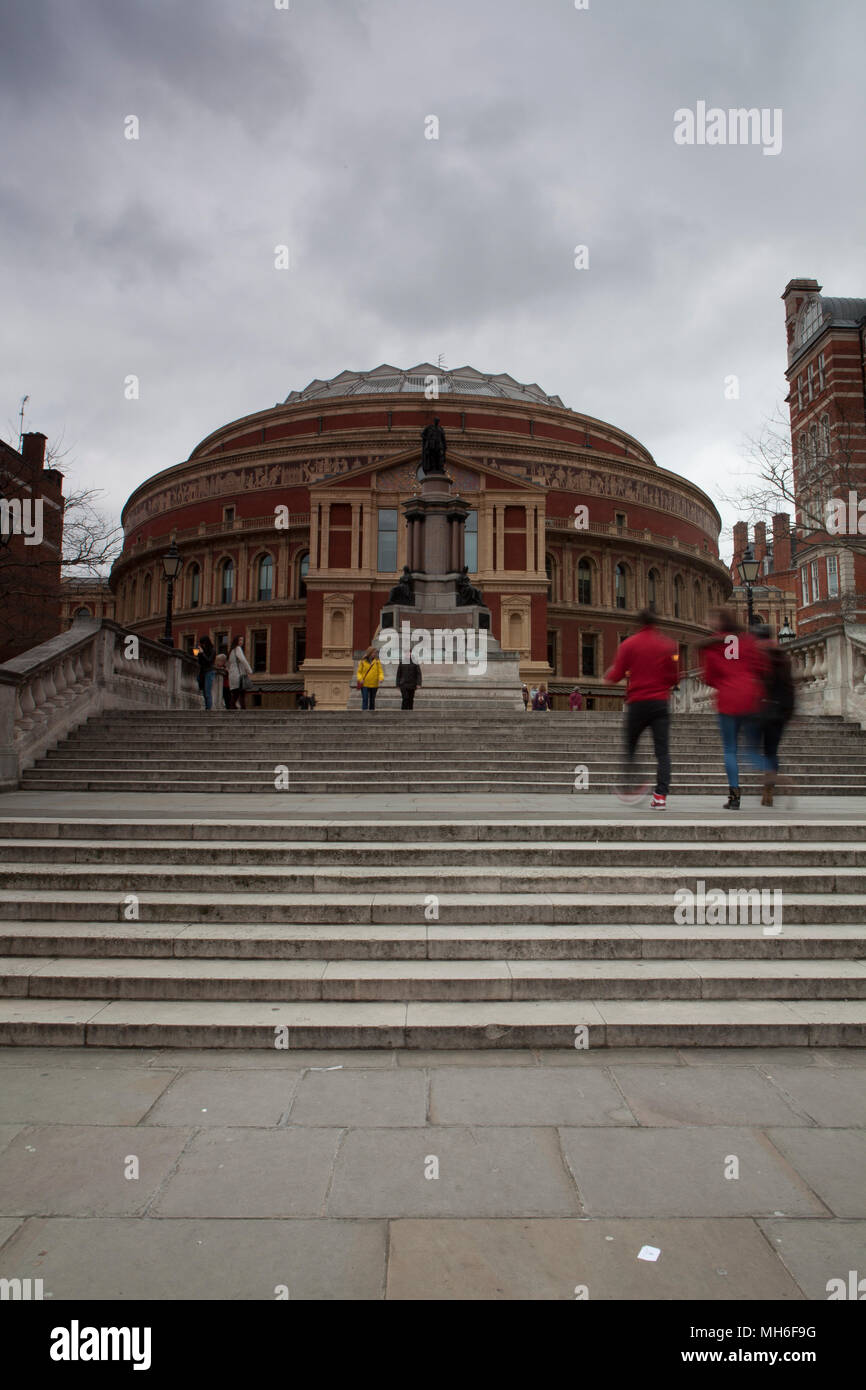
[0,816,865,1048]
[17,710,866,795]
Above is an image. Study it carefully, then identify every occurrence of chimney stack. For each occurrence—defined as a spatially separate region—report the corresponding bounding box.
[772,513,792,574]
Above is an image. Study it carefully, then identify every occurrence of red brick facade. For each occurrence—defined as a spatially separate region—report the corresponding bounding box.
[0,433,65,662]
[111,372,731,708]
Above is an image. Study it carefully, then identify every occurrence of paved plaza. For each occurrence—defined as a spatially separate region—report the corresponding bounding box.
[0,1042,863,1300]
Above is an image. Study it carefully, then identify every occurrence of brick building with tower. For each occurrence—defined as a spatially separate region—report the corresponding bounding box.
[110,364,731,708]
[0,432,65,662]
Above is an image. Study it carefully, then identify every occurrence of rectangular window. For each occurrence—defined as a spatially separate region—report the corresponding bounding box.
[182,635,195,656]
[252,629,268,673]
[801,567,809,605]
[293,626,306,671]
[214,630,228,654]
[615,512,627,529]
[818,351,826,390]
[547,630,557,673]
[223,506,235,525]
[377,509,398,571]
[464,511,478,571]
[827,553,839,599]
[797,376,803,411]
[807,362,815,400]
[810,560,819,601]
[581,634,597,678]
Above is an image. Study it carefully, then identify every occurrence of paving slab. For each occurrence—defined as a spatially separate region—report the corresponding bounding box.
[0,1125,24,1157]
[810,1048,866,1067]
[395,1049,537,1067]
[533,1047,685,1066]
[0,1217,23,1250]
[766,1130,866,1217]
[0,1066,177,1126]
[147,1049,397,1070]
[288,1069,427,1127]
[0,1125,193,1216]
[0,1216,386,1300]
[678,1048,841,1068]
[758,1219,866,1301]
[144,1070,303,1127]
[428,1067,636,1127]
[0,1046,164,1069]
[327,1127,580,1218]
[386,1217,805,1300]
[558,1128,828,1218]
[153,1127,342,1217]
[609,1065,809,1128]
[759,1067,866,1127]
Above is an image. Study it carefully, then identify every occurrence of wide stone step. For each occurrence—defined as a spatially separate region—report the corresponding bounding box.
[2,889,865,924]
[3,862,864,895]
[2,997,864,1047]
[19,776,866,796]
[1,838,860,867]
[2,920,864,960]
[3,956,865,1002]
[3,818,865,844]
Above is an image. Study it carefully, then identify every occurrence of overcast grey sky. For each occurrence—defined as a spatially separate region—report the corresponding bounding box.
[2,0,864,557]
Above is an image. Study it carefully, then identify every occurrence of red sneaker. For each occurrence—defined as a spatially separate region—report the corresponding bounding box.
[650,794,667,809]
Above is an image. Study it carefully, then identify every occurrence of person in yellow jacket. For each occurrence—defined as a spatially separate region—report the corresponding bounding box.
[356,645,384,711]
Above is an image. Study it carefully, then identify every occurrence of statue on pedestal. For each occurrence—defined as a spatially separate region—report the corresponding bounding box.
[456,565,483,606]
[388,565,415,605]
[421,418,447,474]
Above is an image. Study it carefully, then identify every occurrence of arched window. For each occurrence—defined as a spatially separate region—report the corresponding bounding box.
[614,562,628,610]
[298,551,309,599]
[647,568,660,613]
[577,558,592,605]
[673,575,684,620]
[219,559,234,605]
[142,574,152,616]
[74,606,91,618]
[257,554,274,602]
[189,564,200,610]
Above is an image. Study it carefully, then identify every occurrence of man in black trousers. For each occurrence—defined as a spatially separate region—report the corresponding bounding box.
[396,656,422,710]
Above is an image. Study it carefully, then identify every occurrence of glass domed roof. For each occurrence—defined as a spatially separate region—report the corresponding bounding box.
[283,363,565,408]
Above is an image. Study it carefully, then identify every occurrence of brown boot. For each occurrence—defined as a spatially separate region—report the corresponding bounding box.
[761,783,774,806]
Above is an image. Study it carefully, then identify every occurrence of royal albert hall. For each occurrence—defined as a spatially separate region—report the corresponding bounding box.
[111,364,732,709]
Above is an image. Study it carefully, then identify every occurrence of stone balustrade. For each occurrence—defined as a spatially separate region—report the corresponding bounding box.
[672,624,866,728]
[0,617,200,790]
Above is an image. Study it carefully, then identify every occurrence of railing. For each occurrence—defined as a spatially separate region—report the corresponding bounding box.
[0,618,201,790]
[671,625,866,728]
[787,624,866,727]
[544,516,726,566]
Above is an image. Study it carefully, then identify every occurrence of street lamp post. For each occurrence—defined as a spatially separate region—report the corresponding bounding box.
[160,541,183,649]
[779,617,796,643]
[737,544,761,627]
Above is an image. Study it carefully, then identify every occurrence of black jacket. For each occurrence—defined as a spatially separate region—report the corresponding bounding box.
[396,660,422,688]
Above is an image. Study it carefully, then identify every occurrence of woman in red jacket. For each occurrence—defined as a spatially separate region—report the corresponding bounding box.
[699,609,769,809]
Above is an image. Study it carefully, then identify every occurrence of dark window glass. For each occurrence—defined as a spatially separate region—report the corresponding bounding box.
[581,636,596,677]
[464,511,478,571]
[220,561,233,604]
[258,555,273,601]
[252,629,268,672]
[578,560,592,605]
[378,509,398,571]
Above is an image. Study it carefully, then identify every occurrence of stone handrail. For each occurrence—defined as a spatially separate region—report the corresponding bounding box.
[673,625,866,728]
[787,623,866,727]
[0,617,201,790]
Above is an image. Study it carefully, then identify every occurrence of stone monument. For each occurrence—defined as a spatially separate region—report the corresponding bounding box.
[348,422,524,710]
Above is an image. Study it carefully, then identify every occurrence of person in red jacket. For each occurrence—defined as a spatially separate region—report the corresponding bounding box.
[699,609,769,809]
[604,609,679,808]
